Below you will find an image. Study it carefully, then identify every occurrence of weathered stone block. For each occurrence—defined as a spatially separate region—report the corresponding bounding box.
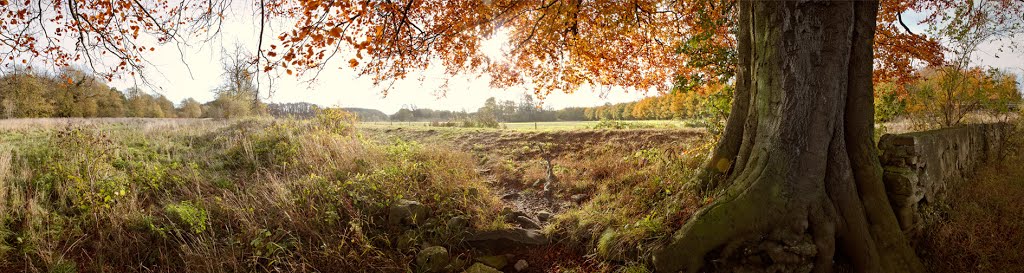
[882,167,917,207]
[878,122,1011,235]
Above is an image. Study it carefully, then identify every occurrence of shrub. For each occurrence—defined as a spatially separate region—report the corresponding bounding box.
[223,122,300,172]
[463,118,499,128]
[314,108,357,135]
[26,126,130,212]
[591,120,657,130]
[874,81,906,122]
[164,201,209,234]
[904,67,1021,128]
[429,121,457,127]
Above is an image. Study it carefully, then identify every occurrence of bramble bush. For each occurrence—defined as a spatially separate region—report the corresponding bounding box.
[164,201,209,234]
[314,107,358,135]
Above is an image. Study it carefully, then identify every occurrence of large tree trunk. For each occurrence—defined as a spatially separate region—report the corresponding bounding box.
[655,1,924,272]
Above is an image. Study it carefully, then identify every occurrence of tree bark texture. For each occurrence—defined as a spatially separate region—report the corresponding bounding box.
[655,1,924,272]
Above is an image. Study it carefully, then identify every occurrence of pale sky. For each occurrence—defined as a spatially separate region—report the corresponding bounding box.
[107,8,650,115]
[103,6,1023,115]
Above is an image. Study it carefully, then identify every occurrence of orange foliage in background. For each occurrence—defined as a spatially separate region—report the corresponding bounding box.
[903,66,1021,128]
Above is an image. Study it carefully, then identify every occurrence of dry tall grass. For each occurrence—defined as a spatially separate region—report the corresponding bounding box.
[0,118,502,272]
[917,120,1024,273]
[5,115,1020,272]
[477,134,712,264]
[0,117,230,131]
[0,145,10,182]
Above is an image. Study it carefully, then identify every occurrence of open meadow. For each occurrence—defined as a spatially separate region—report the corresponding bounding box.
[0,117,1021,272]
[0,117,712,272]
[359,120,695,131]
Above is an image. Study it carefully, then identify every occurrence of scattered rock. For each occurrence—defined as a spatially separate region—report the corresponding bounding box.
[397,230,419,251]
[514,215,542,230]
[416,246,449,273]
[502,208,529,221]
[570,194,589,204]
[389,199,428,226]
[474,255,508,269]
[536,211,552,222]
[466,228,549,252]
[501,192,520,200]
[448,216,470,232]
[464,262,502,273]
[422,217,441,229]
[513,260,528,272]
[445,255,471,272]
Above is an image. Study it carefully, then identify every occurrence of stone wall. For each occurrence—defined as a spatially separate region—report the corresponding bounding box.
[878,123,1010,234]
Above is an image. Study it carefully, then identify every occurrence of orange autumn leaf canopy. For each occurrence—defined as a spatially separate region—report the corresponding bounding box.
[0,0,222,82]
[260,0,735,96]
[259,0,950,96]
[0,0,998,95]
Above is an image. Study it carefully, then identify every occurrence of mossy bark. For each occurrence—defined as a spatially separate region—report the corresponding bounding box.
[657,1,924,272]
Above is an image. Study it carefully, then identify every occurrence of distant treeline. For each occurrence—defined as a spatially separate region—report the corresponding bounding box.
[0,71,392,121]
[268,102,387,121]
[391,85,732,123]
[582,84,732,121]
[387,95,585,123]
[1,68,727,123]
[0,70,212,119]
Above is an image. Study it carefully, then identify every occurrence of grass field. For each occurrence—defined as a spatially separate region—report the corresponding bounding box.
[0,117,1019,272]
[0,118,513,272]
[360,119,694,131]
[0,117,712,272]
